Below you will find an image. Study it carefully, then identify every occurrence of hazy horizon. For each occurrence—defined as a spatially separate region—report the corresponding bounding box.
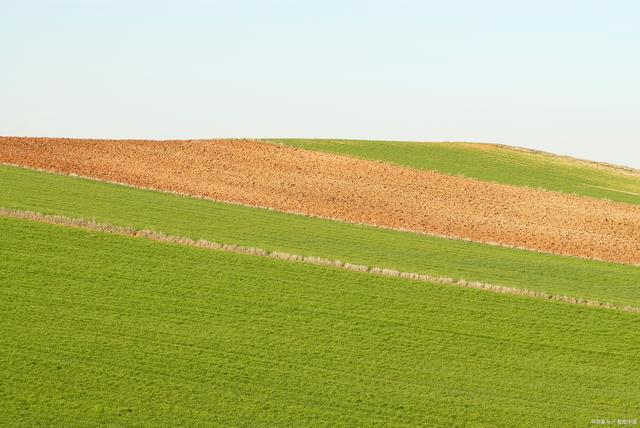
[2,0,639,168]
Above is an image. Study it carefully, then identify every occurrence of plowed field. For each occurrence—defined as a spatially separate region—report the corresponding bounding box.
[2,136,639,264]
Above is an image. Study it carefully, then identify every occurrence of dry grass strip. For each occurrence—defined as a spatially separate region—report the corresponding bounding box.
[2,206,638,314]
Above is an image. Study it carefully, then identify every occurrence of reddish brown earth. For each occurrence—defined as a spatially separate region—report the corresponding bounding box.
[2,136,640,264]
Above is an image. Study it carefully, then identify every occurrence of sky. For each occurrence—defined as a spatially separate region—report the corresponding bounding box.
[2,0,639,167]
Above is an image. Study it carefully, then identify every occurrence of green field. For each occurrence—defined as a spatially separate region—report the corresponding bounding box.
[2,164,639,308]
[2,216,640,425]
[268,139,640,205]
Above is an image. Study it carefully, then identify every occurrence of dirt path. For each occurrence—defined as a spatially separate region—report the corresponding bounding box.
[2,136,640,265]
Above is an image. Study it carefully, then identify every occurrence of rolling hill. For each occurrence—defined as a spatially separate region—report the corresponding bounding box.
[1,136,639,425]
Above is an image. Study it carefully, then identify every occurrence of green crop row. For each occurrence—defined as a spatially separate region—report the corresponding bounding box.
[2,216,639,425]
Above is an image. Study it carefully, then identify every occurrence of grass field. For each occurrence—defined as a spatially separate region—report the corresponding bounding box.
[2,216,640,425]
[2,164,639,308]
[268,139,640,205]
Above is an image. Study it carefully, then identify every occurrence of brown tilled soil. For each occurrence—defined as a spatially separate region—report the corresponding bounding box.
[2,136,640,265]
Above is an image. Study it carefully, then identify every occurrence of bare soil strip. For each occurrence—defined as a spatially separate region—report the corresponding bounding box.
[2,206,638,314]
[1,137,640,265]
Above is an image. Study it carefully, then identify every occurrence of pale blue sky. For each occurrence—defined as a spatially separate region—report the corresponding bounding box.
[2,0,639,167]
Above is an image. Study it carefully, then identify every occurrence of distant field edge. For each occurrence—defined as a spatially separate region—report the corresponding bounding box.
[3,206,639,315]
[490,143,640,176]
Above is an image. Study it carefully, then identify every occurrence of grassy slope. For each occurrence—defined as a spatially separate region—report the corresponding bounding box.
[268,139,640,205]
[2,216,640,425]
[2,164,639,307]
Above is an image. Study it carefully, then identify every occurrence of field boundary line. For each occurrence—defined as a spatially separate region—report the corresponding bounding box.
[2,162,637,268]
[585,184,640,196]
[2,206,639,314]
